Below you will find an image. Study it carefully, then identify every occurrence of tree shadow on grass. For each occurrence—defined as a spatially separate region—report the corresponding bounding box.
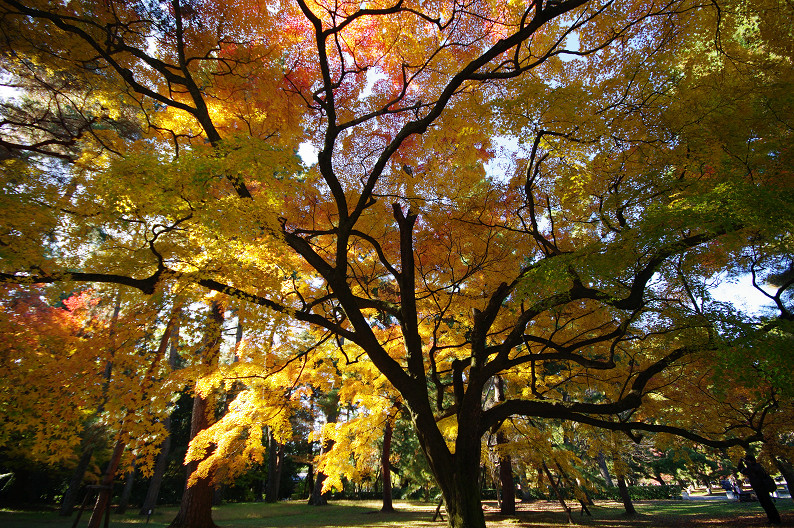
[484,500,794,528]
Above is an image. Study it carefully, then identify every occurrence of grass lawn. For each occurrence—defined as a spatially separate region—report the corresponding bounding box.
[1,498,792,528]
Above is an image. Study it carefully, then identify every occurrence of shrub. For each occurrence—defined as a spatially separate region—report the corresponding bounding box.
[592,484,681,500]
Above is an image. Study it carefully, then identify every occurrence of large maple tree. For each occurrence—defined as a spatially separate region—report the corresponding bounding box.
[1,0,793,526]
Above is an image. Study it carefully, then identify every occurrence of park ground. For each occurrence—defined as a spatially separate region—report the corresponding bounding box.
[1,497,794,528]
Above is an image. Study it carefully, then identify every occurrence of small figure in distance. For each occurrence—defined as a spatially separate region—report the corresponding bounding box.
[738,454,782,525]
[731,476,742,501]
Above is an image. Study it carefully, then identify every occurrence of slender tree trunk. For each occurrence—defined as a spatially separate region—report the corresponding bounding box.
[380,418,395,512]
[168,301,224,528]
[88,300,179,526]
[308,390,340,506]
[493,377,515,515]
[59,440,95,516]
[62,302,121,517]
[87,330,173,527]
[517,473,533,502]
[616,474,636,515]
[139,320,180,515]
[86,438,126,528]
[115,467,135,514]
[139,416,173,515]
[265,427,283,503]
[597,451,614,487]
[542,462,573,524]
[555,461,593,513]
[85,299,125,528]
[704,477,713,494]
[210,316,243,508]
[256,474,265,502]
[305,464,314,499]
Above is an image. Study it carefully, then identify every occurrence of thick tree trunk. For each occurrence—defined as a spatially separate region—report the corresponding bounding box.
[167,391,218,528]
[387,207,491,528]
[437,469,486,528]
[168,301,223,528]
[415,410,486,528]
[380,418,395,512]
[169,478,216,528]
[308,469,330,505]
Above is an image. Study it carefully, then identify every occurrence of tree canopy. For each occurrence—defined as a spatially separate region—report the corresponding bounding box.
[1,0,793,526]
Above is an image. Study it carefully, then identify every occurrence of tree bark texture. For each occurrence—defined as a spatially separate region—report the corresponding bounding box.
[166,388,219,528]
[168,302,223,528]
[433,465,486,528]
[497,449,515,515]
[308,473,329,505]
[415,410,485,528]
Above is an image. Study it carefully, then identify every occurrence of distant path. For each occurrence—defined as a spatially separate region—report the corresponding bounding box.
[684,490,792,501]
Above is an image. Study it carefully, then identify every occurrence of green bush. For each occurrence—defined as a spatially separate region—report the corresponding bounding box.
[591,484,681,500]
[512,484,680,502]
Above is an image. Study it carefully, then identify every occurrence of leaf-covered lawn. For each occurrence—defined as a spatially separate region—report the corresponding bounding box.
[1,499,792,528]
[485,499,794,527]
